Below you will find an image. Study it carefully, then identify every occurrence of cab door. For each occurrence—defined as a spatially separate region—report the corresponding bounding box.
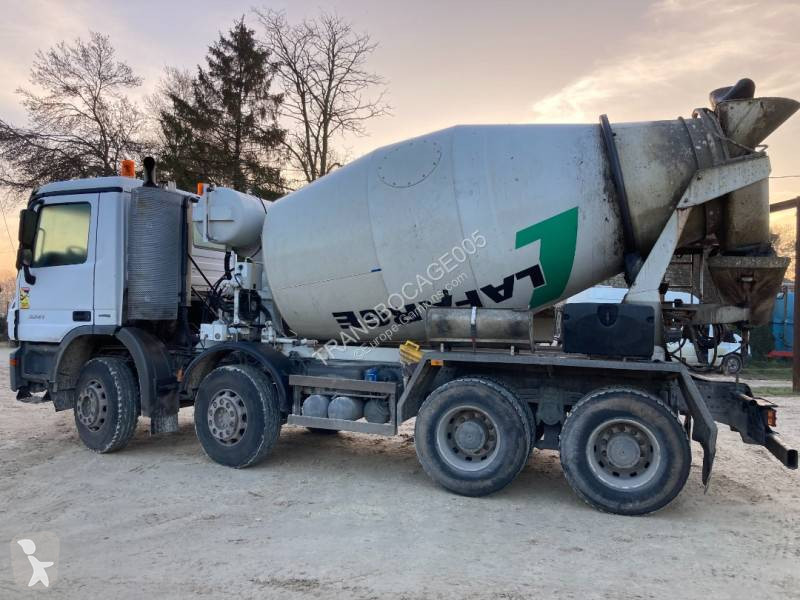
[16,195,97,342]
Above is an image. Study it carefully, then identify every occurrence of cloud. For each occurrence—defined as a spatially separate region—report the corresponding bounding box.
[529,0,800,123]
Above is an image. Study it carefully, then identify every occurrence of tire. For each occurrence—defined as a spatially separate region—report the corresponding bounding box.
[414,377,531,497]
[503,381,536,456]
[559,387,691,516]
[74,357,139,453]
[194,364,281,468]
[470,375,536,455]
[721,353,743,375]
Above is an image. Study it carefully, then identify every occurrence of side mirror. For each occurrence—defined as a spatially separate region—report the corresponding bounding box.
[18,208,37,248]
[15,247,32,270]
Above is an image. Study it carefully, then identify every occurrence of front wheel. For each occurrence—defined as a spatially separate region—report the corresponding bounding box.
[74,357,139,453]
[194,365,281,468]
[559,387,691,515]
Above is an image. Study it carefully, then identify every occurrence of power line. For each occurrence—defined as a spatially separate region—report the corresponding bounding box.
[770,175,800,179]
[0,210,14,249]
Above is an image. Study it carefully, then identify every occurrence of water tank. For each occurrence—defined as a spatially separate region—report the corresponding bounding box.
[193,187,268,253]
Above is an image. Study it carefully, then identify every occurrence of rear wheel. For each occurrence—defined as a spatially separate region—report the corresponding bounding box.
[74,357,139,453]
[476,375,535,455]
[194,364,281,468]
[559,387,691,515]
[414,377,531,497]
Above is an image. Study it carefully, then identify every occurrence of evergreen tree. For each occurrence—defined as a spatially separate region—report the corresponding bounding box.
[159,19,284,197]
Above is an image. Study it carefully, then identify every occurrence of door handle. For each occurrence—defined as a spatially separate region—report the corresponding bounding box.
[72,311,91,322]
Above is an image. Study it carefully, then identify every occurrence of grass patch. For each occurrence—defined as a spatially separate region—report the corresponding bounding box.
[742,360,793,381]
[754,386,798,397]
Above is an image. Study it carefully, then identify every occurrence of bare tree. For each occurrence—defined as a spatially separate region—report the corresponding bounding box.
[145,67,194,134]
[0,32,146,191]
[0,271,17,340]
[144,66,195,180]
[772,221,796,280]
[0,273,17,311]
[256,10,389,184]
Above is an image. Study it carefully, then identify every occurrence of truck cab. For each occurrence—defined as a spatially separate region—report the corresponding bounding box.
[8,175,224,416]
[8,177,135,346]
[8,178,140,397]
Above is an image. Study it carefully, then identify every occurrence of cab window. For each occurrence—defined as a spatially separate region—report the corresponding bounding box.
[32,203,91,268]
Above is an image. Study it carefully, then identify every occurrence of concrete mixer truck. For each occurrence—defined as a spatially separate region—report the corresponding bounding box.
[7,79,799,514]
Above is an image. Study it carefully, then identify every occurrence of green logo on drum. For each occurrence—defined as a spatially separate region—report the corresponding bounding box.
[514,207,579,309]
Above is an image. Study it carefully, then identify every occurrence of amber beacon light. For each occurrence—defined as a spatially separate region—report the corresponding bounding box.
[120,160,136,177]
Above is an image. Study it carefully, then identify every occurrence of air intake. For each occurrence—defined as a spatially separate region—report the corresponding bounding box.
[126,186,183,321]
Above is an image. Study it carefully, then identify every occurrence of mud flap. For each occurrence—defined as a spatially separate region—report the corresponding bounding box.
[116,327,179,434]
[677,370,718,490]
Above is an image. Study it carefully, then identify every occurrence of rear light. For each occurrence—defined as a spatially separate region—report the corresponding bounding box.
[9,357,18,367]
[766,407,777,427]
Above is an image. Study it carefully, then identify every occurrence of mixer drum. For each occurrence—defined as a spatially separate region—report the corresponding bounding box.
[264,125,632,342]
[261,101,791,343]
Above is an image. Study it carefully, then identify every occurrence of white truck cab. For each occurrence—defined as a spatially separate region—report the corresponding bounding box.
[8,176,224,344]
[8,177,136,343]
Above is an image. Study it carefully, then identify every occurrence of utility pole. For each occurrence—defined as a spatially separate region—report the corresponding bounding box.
[769,196,800,392]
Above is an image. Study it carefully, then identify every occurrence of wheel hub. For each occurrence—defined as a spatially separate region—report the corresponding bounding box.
[77,379,107,431]
[587,419,661,490]
[454,419,488,452]
[207,389,247,445]
[606,434,641,469]
[436,406,500,471]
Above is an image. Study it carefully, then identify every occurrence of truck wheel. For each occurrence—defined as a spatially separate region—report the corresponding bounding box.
[559,387,691,516]
[194,365,281,468]
[721,353,743,375]
[469,375,535,455]
[414,377,531,497]
[74,357,139,453]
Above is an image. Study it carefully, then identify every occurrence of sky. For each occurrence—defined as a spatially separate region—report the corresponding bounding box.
[0,0,798,276]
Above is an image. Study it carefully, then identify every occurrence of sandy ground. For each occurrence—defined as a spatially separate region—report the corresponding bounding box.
[1,346,799,599]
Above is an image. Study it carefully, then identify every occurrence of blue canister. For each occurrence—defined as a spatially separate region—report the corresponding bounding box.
[364,367,379,382]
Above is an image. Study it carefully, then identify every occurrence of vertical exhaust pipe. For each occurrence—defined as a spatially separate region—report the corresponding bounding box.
[143,156,158,188]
